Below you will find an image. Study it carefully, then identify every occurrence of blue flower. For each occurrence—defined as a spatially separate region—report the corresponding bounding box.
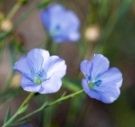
[40,4,80,43]
[80,54,123,103]
[14,48,67,94]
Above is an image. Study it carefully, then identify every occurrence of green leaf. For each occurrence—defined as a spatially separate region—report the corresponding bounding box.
[0,31,10,40]
[4,107,11,123]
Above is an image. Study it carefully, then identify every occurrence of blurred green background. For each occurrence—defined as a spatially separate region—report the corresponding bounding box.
[0,0,135,127]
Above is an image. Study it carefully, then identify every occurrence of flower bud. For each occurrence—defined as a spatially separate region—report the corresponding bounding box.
[1,19,13,32]
[10,74,21,88]
[85,25,100,42]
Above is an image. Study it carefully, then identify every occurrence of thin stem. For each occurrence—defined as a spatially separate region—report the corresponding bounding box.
[17,102,48,122]
[2,111,19,127]
[19,92,34,108]
[2,92,34,127]
[6,0,28,20]
[17,89,84,122]
[49,89,83,106]
[6,2,22,20]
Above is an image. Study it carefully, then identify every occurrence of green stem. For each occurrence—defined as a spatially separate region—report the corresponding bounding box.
[6,0,28,20]
[6,2,21,20]
[49,89,83,106]
[17,89,84,122]
[19,92,34,108]
[2,92,34,127]
[2,112,19,127]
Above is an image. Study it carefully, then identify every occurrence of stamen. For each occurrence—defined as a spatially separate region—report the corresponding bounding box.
[88,79,102,89]
[94,80,102,86]
[88,82,95,89]
[33,76,42,85]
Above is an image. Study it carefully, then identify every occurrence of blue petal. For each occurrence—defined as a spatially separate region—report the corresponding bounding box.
[52,10,80,42]
[94,67,123,103]
[65,10,80,31]
[80,60,92,77]
[52,34,69,43]
[68,31,80,41]
[98,67,123,88]
[41,4,64,30]
[82,79,101,100]
[39,76,62,94]
[45,55,67,78]
[40,9,51,30]
[14,57,32,79]
[48,4,65,14]
[47,4,66,31]
[91,54,110,79]
[53,32,79,43]
[26,48,50,74]
[21,76,41,92]
[98,84,120,103]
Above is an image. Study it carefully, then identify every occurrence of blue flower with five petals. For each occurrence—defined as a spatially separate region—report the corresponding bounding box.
[14,48,67,94]
[80,54,123,103]
[40,4,80,43]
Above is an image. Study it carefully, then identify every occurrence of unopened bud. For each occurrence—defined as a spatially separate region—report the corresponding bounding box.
[85,25,100,42]
[10,74,21,88]
[1,19,13,32]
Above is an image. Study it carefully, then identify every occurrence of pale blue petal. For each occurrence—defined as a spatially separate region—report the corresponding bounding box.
[40,9,51,30]
[91,54,110,78]
[52,34,70,43]
[45,55,67,78]
[95,82,121,103]
[65,10,80,31]
[94,67,123,103]
[52,36,66,43]
[50,10,79,33]
[48,5,65,31]
[48,4,65,14]
[41,4,65,30]
[39,76,62,94]
[51,10,80,42]
[82,78,121,103]
[69,32,80,41]
[21,76,41,92]
[14,57,32,79]
[26,49,50,74]
[82,79,101,100]
[98,83,120,103]
[80,60,92,77]
[98,67,123,88]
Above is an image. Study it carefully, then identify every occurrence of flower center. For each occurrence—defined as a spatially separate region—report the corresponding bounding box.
[50,25,61,36]
[88,79,102,89]
[55,25,60,30]
[33,76,42,85]
[88,82,95,89]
